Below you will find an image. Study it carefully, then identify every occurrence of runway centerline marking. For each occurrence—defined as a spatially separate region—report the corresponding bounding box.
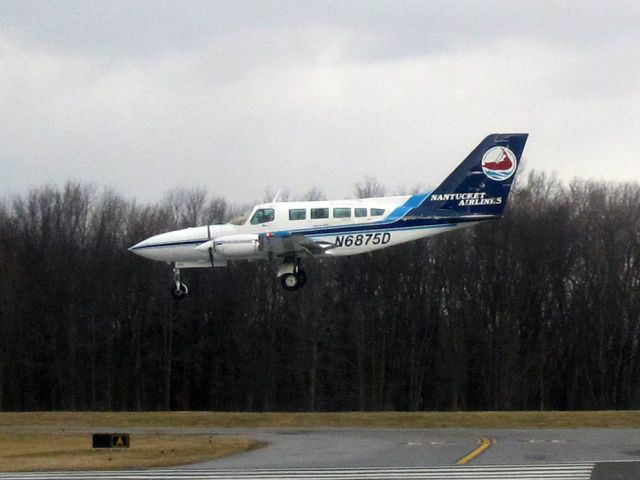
[455,437,494,465]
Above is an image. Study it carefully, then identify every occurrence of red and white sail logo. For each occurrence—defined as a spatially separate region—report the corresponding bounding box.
[481,147,517,181]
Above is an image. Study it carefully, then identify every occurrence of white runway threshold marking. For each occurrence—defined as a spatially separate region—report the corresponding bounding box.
[0,463,595,480]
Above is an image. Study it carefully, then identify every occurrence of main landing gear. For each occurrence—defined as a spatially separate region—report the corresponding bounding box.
[171,266,189,300]
[169,259,307,298]
[278,257,307,291]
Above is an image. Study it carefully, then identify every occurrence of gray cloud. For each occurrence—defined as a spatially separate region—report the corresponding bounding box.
[3,1,639,58]
[1,1,639,203]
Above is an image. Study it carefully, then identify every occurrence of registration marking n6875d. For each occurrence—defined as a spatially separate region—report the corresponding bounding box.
[334,232,391,247]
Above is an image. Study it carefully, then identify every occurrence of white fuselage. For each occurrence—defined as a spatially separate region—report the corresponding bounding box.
[129,194,470,268]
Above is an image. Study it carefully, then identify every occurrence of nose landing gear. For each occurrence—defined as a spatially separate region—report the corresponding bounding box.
[171,266,189,300]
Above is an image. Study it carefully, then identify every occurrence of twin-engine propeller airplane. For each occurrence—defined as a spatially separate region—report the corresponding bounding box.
[130,133,528,299]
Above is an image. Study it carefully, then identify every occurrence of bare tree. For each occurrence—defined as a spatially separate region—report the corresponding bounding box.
[162,187,208,228]
[3,175,640,412]
[354,176,385,199]
[301,187,326,201]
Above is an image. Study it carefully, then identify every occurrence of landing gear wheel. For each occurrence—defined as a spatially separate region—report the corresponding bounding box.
[171,282,189,300]
[281,273,300,291]
[171,266,189,300]
[280,269,307,291]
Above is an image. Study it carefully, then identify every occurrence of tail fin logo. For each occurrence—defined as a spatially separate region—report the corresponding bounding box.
[481,147,517,181]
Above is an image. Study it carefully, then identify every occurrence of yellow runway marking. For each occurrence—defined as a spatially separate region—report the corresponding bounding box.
[455,437,494,465]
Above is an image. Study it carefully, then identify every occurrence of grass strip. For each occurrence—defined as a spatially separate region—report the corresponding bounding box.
[2,411,640,429]
[0,432,262,472]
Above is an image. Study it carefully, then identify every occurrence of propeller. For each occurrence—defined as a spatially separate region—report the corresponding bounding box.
[207,224,214,267]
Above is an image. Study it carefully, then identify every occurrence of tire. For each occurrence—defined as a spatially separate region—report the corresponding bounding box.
[281,273,300,291]
[171,283,189,300]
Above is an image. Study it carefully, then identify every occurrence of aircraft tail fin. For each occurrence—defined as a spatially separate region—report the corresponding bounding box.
[408,133,528,219]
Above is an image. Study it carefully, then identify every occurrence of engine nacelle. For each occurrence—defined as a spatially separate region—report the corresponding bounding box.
[213,233,260,258]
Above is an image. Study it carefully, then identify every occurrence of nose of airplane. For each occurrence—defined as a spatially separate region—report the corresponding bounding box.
[128,229,194,262]
[128,238,154,258]
[128,231,176,260]
[129,226,214,263]
[128,242,142,251]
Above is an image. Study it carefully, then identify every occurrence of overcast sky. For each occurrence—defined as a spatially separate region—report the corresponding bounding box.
[1,1,639,203]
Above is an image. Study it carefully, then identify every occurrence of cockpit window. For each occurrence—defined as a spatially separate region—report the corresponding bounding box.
[250,208,275,224]
[370,208,385,216]
[228,212,249,225]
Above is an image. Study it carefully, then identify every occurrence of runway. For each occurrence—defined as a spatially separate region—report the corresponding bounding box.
[3,428,640,479]
[183,428,640,468]
[0,463,596,479]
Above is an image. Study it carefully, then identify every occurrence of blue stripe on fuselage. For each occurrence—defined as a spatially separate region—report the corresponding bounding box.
[383,193,430,221]
[308,222,457,238]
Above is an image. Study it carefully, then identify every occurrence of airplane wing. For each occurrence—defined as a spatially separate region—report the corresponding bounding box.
[260,233,335,257]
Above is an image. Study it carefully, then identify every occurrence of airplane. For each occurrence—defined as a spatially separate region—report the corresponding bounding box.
[129,133,528,299]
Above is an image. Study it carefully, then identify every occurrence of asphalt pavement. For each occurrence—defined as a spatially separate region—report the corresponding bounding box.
[3,426,640,479]
[184,427,640,469]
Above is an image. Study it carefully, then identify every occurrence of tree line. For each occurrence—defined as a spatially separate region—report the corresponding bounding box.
[0,172,639,412]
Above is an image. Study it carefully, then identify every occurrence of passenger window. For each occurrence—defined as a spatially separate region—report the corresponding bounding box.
[311,208,329,219]
[355,208,367,218]
[333,208,351,218]
[289,209,306,221]
[370,208,385,216]
[250,208,275,224]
